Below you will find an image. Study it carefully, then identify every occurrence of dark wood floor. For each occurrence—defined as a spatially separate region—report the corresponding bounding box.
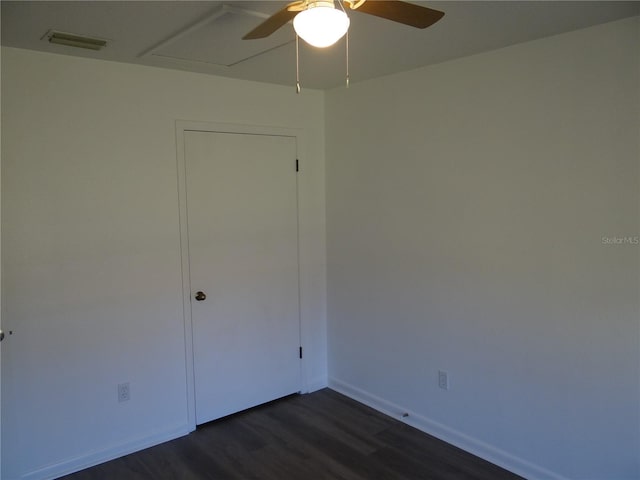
[58,388,523,480]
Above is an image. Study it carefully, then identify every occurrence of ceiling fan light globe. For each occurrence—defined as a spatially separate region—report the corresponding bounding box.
[293,6,350,48]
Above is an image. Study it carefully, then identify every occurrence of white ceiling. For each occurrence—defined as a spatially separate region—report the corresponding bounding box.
[2,1,639,90]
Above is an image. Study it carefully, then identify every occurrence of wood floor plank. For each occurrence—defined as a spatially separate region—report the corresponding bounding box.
[237,409,368,480]
[57,389,523,480]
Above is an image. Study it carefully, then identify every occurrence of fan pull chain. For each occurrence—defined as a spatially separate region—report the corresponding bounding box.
[346,30,350,88]
[295,34,301,94]
[337,0,350,88]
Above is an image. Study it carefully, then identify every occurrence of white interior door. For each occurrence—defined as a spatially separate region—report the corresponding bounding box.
[184,130,301,425]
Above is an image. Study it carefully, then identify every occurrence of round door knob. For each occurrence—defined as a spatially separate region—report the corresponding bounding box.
[194,291,207,302]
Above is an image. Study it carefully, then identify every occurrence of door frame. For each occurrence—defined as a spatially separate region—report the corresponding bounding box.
[175,121,307,431]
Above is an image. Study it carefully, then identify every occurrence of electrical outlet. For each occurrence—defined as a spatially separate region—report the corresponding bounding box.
[438,370,449,390]
[118,382,130,402]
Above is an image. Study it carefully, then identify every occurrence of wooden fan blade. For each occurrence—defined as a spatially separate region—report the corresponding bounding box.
[243,2,303,40]
[352,1,444,29]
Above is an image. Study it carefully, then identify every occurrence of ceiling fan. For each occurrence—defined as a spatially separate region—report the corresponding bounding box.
[242,1,444,91]
[243,0,445,47]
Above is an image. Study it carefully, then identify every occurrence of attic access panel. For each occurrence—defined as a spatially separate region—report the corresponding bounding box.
[144,4,294,67]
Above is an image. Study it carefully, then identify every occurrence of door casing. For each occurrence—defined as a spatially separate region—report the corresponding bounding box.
[175,121,308,430]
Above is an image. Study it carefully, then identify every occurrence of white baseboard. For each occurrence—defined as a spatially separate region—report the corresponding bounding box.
[19,381,569,480]
[329,377,570,480]
[21,423,192,480]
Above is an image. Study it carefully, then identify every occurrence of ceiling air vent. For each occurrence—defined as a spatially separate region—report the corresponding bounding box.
[43,30,108,51]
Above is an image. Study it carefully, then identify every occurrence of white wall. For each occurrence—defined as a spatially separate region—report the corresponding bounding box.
[1,47,326,479]
[326,17,639,480]
[0,46,3,480]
